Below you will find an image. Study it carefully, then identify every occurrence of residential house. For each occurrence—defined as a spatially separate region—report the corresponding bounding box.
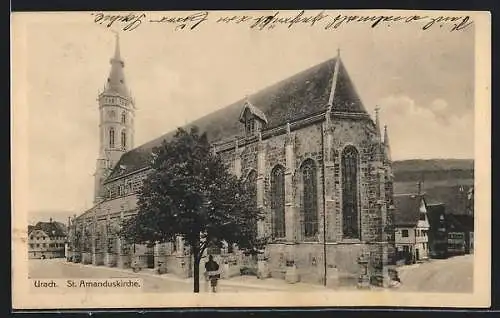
[28,218,68,259]
[393,193,430,264]
[447,213,474,255]
[426,203,448,258]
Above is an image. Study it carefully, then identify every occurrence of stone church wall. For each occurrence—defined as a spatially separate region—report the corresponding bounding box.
[70,111,392,286]
[293,243,365,284]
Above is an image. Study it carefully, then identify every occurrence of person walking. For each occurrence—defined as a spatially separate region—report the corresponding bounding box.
[204,255,220,293]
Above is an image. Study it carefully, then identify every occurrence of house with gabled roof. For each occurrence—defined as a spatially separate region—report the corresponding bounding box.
[426,202,448,259]
[28,218,68,259]
[447,213,474,255]
[393,193,430,264]
[68,36,396,287]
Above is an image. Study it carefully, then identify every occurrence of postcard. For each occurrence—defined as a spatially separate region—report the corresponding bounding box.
[11,10,491,309]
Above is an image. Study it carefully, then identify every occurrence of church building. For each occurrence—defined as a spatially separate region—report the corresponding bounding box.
[67,35,396,286]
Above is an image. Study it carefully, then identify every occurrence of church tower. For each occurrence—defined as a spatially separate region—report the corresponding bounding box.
[94,33,135,204]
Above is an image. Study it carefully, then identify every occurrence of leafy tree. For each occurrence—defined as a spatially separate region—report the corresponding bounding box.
[121,127,266,293]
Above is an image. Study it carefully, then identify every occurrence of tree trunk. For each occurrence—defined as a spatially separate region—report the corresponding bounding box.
[193,244,200,293]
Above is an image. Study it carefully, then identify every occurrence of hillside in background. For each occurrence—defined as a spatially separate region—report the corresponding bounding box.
[392,159,474,173]
[393,159,474,215]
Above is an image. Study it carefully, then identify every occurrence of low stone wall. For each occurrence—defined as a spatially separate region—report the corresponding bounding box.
[28,251,65,259]
[220,255,241,279]
[105,252,117,267]
[82,252,93,264]
[92,251,105,266]
[165,255,192,278]
[70,241,391,288]
[117,252,131,268]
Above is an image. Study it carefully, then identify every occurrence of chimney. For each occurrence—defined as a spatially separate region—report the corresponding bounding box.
[49,217,53,223]
[417,181,422,195]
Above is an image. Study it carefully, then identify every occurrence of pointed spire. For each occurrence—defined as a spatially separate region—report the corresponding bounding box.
[104,32,129,97]
[384,125,389,145]
[113,31,121,62]
[327,47,342,107]
[374,106,381,137]
[383,125,392,163]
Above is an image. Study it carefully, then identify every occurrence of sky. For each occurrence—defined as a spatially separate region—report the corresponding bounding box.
[15,11,475,222]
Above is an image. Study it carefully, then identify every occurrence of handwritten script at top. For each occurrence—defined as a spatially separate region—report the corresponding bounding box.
[90,11,473,33]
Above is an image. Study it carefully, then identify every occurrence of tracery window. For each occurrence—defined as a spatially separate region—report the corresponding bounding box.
[301,159,318,238]
[342,146,359,239]
[271,165,286,238]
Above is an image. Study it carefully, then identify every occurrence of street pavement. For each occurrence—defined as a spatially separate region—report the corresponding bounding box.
[397,254,474,293]
[28,254,474,293]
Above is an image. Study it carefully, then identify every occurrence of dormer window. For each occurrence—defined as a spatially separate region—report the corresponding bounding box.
[239,97,267,138]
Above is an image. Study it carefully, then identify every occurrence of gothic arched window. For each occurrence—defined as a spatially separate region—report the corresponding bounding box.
[301,159,318,238]
[121,130,127,149]
[271,165,286,238]
[121,112,126,124]
[342,146,359,239]
[109,128,115,148]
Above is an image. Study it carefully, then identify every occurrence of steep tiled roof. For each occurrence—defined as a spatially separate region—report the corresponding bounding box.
[32,221,67,238]
[393,193,425,227]
[106,56,367,181]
